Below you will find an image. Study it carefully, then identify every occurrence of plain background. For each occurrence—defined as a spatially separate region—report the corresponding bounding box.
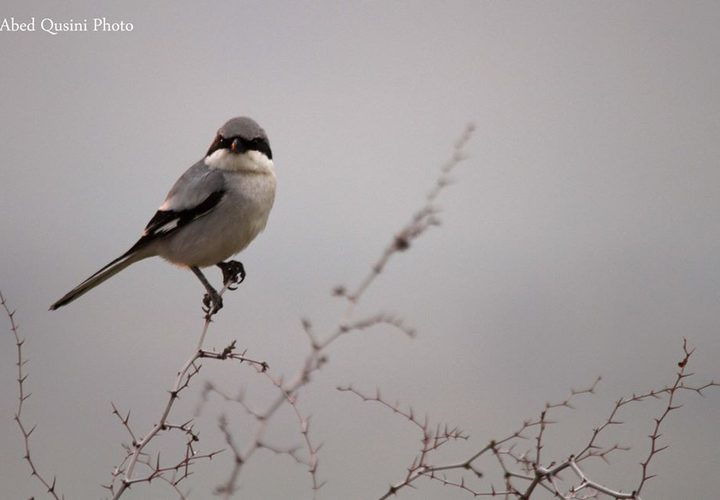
[1,1,719,499]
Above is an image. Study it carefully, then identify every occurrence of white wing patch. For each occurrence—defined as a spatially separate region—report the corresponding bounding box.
[157,219,180,233]
[141,190,225,242]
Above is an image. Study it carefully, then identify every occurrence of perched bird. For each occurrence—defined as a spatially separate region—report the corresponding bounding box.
[50,116,276,314]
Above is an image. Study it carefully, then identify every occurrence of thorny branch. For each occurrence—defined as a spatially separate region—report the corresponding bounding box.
[105,278,268,500]
[340,339,717,499]
[1,292,64,500]
[5,122,719,500]
[3,121,719,500]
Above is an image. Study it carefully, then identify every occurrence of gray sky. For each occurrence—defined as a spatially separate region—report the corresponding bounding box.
[1,1,719,499]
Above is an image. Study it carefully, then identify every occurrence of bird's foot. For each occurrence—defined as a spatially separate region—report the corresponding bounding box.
[217,260,246,290]
[202,288,224,318]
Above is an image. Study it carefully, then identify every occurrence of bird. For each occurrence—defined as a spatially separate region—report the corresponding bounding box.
[50,116,276,314]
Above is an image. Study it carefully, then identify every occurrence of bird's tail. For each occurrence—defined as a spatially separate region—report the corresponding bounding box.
[49,250,148,310]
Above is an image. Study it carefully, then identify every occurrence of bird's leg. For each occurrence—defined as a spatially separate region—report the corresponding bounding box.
[191,266,223,316]
[216,260,246,290]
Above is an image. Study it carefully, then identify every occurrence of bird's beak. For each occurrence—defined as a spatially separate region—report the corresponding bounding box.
[231,138,240,153]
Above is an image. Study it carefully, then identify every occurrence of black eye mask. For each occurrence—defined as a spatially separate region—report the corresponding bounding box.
[207,135,272,160]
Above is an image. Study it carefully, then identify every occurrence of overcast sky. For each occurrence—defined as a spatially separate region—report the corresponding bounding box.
[1,1,719,499]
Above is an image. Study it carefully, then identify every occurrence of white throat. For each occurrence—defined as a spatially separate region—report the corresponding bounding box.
[204,149,274,173]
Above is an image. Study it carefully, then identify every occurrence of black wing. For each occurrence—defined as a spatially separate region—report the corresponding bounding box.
[126,190,225,254]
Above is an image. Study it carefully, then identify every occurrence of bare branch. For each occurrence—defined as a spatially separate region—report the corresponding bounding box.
[344,340,716,500]
[2,291,64,500]
[106,281,268,499]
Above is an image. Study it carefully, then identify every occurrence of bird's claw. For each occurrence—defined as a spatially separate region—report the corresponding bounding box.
[199,261,244,318]
[202,290,223,317]
[217,260,246,290]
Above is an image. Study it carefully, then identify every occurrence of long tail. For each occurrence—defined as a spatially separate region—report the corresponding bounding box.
[49,250,148,310]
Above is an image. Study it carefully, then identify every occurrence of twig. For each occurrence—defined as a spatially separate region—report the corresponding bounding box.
[341,340,716,499]
[1,291,64,500]
[634,338,698,496]
[107,282,267,499]
[335,123,476,330]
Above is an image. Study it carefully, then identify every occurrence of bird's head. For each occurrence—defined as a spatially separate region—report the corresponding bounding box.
[204,117,273,172]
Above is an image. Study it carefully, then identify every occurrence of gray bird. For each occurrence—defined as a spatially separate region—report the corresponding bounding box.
[50,116,276,313]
